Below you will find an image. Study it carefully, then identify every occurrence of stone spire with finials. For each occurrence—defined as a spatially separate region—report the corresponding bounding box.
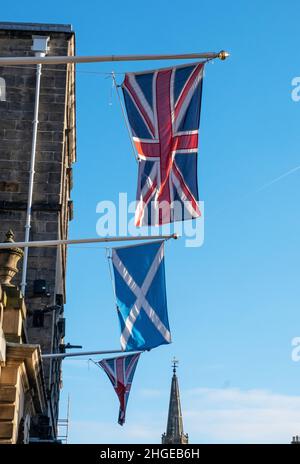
[162,358,188,444]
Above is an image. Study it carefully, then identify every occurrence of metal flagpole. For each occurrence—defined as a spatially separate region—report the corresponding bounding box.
[42,349,144,359]
[0,51,229,66]
[0,233,178,249]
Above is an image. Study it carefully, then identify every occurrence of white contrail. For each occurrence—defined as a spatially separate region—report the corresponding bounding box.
[211,164,300,218]
[254,165,300,194]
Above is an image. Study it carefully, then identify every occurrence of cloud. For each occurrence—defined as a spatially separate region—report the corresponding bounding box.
[67,387,300,444]
[183,387,300,443]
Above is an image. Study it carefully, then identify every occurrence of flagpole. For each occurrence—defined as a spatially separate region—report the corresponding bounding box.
[0,233,178,250]
[0,51,229,66]
[42,349,143,359]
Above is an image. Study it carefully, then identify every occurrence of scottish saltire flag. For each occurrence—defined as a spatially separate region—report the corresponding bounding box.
[98,353,141,425]
[122,62,204,226]
[112,240,171,351]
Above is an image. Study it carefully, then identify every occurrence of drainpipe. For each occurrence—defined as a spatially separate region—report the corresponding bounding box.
[21,36,50,296]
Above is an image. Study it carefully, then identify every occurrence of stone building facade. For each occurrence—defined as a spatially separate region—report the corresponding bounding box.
[0,22,76,441]
[0,232,47,443]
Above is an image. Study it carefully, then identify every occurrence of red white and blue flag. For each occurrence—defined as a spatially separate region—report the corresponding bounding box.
[122,62,204,226]
[98,353,141,425]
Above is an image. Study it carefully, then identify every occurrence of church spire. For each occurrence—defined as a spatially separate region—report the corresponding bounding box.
[162,358,188,444]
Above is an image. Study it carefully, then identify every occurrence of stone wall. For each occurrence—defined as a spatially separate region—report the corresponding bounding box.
[0,281,47,444]
[0,23,76,439]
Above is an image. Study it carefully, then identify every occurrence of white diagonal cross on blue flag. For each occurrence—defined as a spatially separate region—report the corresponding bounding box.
[112,240,171,351]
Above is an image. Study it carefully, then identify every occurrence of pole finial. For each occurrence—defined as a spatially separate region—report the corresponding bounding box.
[218,50,230,60]
[172,357,179,374]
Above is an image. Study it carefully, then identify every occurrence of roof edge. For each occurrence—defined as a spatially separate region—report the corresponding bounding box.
[0,22,73,33]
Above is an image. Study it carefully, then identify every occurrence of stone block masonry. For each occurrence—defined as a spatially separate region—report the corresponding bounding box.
[0,22,76,441]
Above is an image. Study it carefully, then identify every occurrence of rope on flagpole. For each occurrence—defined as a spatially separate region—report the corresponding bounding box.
[111,71,139,164]
[105,247,117,301]
[88,350,145,366]
[105,247,125,334]
[89,358,101,368]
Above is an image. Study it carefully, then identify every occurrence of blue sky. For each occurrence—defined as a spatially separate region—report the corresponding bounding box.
[3,0,300,443]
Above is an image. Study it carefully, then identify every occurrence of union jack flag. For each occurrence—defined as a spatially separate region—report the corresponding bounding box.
[98,353,141,425]
[122,62,204,226]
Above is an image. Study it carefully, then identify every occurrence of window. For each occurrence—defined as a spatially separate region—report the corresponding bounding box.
[32,310,44,328]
